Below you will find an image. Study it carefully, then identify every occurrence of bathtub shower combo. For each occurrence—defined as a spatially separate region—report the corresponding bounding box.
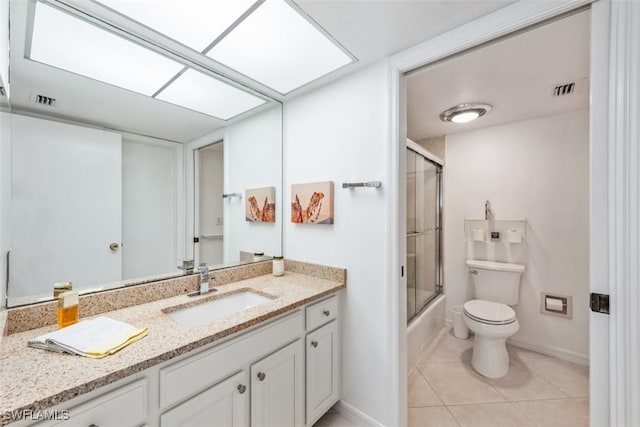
[406,140,445,369]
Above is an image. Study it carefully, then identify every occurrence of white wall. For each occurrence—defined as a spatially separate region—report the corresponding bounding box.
[283,63,392,425]
[186,105,283,265]
[0,0,9,306]
[225,106,282,260]
[444,109,590,361]
[0,0,9,96]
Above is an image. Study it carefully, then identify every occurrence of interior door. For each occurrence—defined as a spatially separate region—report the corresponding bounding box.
[121,138,176,280]
[10,114,121,298]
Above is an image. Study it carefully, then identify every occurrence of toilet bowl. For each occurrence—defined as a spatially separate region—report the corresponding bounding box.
[463,299,519,378]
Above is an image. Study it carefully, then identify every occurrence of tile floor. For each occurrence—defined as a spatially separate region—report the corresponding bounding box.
[408,328,589,427]
[314,328,589,427]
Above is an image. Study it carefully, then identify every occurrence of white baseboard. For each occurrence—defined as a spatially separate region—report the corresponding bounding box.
[445,317,588,366]
[507,338,589,366]
[333,400,384,427]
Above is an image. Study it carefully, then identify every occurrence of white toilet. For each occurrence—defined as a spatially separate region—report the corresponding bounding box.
[463,259,525,378]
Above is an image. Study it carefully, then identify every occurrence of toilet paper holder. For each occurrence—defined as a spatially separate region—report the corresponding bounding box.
[540,292,572,319]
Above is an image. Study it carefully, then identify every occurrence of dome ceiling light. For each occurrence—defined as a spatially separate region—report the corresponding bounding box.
[440,102,493,124]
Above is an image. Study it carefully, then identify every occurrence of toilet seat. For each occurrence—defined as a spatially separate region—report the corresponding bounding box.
[464,299,516,325]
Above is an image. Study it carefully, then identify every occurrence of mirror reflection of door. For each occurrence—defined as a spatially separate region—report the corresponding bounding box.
[195,141,224,266]
[10,114,122,298]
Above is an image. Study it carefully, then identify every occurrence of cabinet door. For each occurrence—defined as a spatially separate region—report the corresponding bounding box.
[161,371,249,427]
[250,340,304,427]
[306,320,339,425]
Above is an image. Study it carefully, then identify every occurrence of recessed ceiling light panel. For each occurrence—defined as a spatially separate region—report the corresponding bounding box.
[29,2,184,96]
[95,0,257,52]
[207,0,354,94]
[155,68,266,120]
[440,103,492,123]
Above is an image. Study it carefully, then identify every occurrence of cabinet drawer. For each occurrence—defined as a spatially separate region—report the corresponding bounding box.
[306,296,337,331]
[47,379,147,427]
[160,311,303,409]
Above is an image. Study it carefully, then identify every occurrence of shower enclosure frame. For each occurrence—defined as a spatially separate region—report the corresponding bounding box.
[406,139,443,324]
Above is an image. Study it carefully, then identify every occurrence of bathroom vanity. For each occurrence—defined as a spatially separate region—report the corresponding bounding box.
[0,261,345,427]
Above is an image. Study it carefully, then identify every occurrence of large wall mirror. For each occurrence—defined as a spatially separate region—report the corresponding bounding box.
[4,0,283,307]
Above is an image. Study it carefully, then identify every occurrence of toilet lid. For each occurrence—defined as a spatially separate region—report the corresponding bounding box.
[464,300,516,325]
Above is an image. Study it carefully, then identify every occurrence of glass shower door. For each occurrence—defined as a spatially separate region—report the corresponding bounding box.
[407,148,441,323]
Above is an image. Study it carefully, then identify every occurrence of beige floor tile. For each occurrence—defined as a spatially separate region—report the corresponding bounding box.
[448,402,534,427]
[409,406,460,427]
[418,362,505,405]
[514,398,589,427]
[409,368,443,407]
[444,332,474,362]
[517,357,589,397]
[417,337,464,364]
[486,362,568,401]
[312,410,355,427]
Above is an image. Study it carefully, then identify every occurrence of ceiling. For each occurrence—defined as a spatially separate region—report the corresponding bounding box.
[406,9,590,141]
[8,0,515,143]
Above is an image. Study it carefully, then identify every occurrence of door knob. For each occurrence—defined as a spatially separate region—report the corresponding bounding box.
[257,372,266,381]
[237,384,246,394]
[323,310,330,316]
[311,341,318,348]
[109,242,120,251]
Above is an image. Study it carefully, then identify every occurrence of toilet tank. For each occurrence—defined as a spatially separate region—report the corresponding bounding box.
[466,260,525,305]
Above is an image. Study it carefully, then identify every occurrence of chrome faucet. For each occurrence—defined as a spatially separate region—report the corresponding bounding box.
[199,263,211,294]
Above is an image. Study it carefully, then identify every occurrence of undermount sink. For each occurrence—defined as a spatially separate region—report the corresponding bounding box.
[166,291,273,327]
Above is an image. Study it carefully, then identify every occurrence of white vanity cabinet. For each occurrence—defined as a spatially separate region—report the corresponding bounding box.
[305,297,340,426]
[160,339,304,427]
[21,293,341,427]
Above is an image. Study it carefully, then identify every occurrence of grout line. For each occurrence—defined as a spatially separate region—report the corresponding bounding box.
[414,364,446,407]
[505,400,537,426]
[444,405,463,427]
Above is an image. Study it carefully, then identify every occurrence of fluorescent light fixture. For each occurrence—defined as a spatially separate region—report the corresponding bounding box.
[29,2,184,96]
[155,68,266,120]
[95,0,257,52]
[207,0,353,94]
[440,103,492,124]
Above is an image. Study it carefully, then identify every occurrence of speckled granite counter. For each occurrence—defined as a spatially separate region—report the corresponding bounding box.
[0,268,345,425]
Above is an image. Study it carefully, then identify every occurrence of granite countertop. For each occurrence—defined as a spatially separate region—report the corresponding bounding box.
[0,271,345,424]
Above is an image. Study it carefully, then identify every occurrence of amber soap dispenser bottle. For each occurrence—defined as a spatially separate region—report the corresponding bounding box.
[57,290,79,328]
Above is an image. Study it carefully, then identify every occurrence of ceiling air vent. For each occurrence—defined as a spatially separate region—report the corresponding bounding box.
[31,93,56,107]
[552,82,576,97]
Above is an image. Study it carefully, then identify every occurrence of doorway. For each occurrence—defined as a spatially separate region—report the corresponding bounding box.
[402,8,591,426]
[195,141,224,267]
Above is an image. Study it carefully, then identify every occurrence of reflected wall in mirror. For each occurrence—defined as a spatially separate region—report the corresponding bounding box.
[5,0,282,307]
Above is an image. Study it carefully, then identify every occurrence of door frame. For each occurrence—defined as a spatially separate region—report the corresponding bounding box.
[386,0,640,425]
